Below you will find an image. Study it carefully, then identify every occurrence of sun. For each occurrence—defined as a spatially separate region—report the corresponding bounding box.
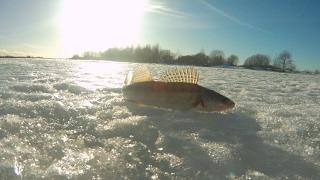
[59,0,147,57]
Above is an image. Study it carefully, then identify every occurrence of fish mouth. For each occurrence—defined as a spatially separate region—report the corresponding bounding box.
[196,102,235,112]
[221,98,235,111]
[215,105,234,112]
[227,100,235,109]
[215,100,235,112]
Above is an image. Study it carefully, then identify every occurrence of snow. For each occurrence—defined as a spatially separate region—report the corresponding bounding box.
[0,59,319,179]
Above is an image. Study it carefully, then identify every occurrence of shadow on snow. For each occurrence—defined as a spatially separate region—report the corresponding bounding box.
[126,104,320,179]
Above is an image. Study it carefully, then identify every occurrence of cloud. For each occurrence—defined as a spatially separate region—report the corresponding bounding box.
[19,43,44,50]
[0,42,54,57]
[0,49,28,56]
[146,1,188,18]
[200,0,270,34]
[0,43,42,56]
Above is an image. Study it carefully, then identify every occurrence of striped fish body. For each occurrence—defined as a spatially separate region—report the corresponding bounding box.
[122,66,235,112]
[123,81,201,110]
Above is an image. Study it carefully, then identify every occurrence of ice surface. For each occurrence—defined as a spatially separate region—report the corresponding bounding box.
[0,59,319,179]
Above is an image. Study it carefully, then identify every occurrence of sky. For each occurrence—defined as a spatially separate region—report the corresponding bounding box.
[0,0,319,70]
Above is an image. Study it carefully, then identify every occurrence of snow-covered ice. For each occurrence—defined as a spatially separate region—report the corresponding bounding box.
[0,59,319,179]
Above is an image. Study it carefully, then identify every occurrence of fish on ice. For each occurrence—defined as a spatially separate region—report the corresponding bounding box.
[122,66,235,112]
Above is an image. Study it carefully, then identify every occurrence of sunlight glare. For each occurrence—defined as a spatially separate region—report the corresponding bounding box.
[59,0,147,57]
[73,61,128,90]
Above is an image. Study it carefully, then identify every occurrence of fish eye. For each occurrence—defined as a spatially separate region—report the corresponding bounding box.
[222,98,229,103]
[222,98,233,105]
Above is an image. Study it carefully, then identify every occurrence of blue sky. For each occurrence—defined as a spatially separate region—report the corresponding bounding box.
[0,0,319,70]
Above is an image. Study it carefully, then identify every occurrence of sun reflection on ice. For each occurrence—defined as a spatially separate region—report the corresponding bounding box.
[72,61,128,91]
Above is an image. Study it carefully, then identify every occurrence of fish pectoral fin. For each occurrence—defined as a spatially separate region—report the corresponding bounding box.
[192,97,204,108]
[192,101,198,108]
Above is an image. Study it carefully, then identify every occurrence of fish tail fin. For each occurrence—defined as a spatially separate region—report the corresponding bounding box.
[124,65,153,85]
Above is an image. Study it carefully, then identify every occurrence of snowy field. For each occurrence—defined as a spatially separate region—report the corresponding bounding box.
[0,59,319,179]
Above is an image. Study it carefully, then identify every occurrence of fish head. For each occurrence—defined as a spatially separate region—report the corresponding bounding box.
[197,88,235,112]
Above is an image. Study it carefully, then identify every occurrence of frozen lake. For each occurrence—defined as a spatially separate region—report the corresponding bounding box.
[0,59,319,179]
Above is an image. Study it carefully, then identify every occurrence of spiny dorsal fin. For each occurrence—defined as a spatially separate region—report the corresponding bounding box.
[159,67,199,84]
[124,65,153,85]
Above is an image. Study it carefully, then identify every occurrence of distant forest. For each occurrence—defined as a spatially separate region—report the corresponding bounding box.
[0,55,43,59]
[71,44,317,73]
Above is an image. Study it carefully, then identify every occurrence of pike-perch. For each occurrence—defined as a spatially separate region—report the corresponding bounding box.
[122,66,235,112]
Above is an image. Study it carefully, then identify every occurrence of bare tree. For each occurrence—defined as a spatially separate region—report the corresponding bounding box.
[274,50,295,72]
[227,54,239,66]
[209,50,225,66]
[244,54,270,67]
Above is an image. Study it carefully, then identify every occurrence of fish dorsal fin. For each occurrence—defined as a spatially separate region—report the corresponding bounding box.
[159,67,199,84]
[124,66,153,85]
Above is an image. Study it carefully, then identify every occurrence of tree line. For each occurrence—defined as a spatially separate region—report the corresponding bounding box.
[0,55,43,58]
[72,44,298,72]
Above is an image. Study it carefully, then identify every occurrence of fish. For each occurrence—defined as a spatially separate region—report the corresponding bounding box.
[122,66,235,112]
